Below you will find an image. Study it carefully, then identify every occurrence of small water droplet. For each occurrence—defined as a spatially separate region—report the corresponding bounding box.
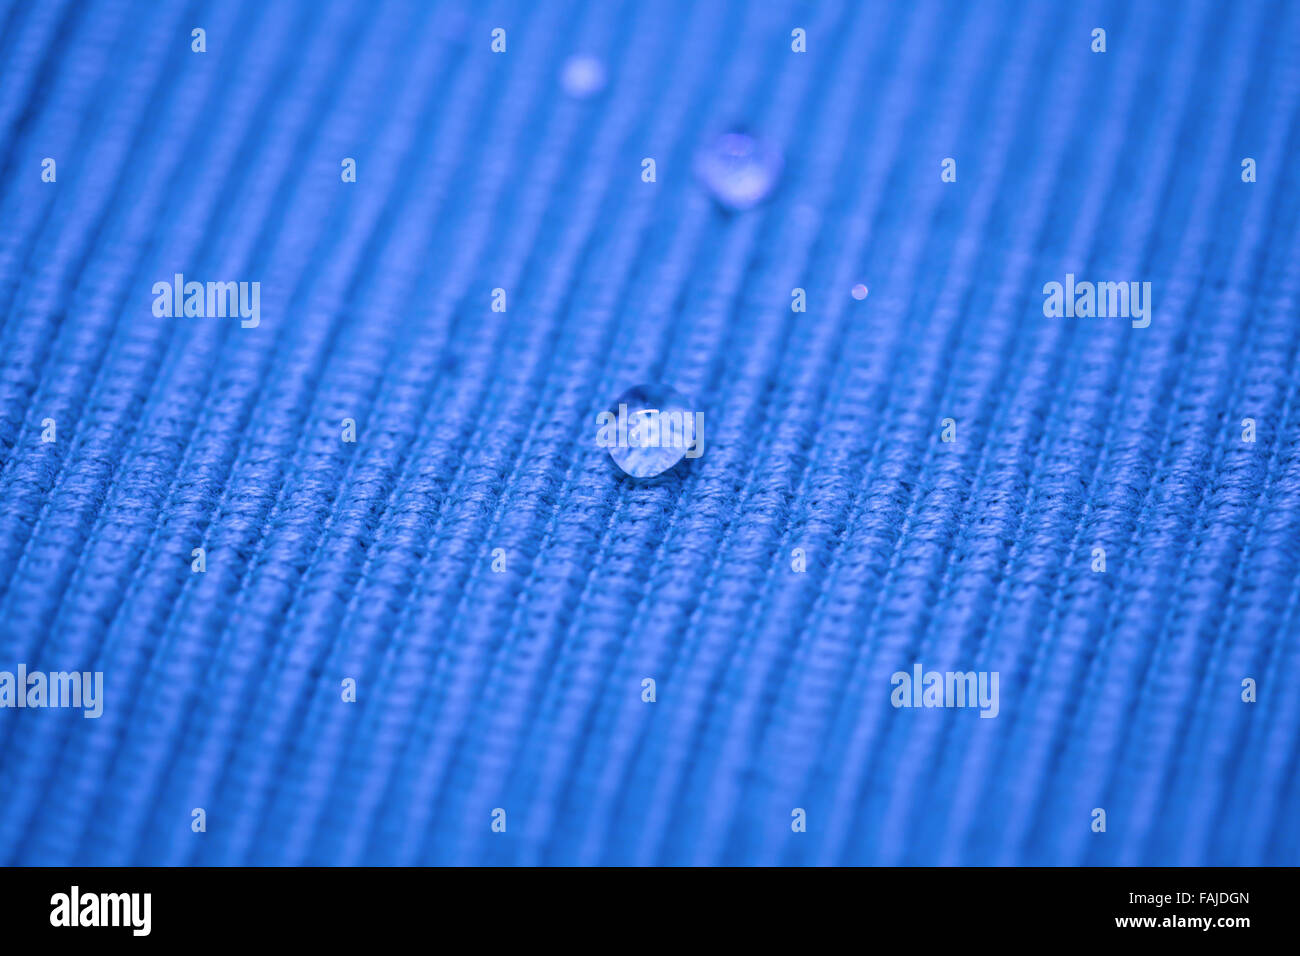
[600,384,702,479]
[694,131,783,211]
[851,283,869,300]
[561,55,606,98]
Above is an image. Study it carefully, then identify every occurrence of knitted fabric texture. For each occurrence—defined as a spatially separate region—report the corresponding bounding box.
[0,0,1297,865]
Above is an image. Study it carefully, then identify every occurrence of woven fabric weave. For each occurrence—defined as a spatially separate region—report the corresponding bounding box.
[0,0,1297,866]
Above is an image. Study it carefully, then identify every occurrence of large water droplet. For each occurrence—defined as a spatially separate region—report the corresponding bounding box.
[561,55,607,99]
[600,384,702,479]
[851,283,869,300]
[694,131,783,211]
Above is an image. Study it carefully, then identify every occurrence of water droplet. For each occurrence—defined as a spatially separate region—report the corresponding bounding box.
[851,283,869,300]
[561,55,606,99]
[600,384,702,479]
[694,131,783,210]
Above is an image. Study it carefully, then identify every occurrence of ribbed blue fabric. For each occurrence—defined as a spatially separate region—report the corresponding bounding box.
[0,0,1297,866]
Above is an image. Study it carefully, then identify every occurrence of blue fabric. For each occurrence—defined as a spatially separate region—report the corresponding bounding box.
[0,0,1297,866]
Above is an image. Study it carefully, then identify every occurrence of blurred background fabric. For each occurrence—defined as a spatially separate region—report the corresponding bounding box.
[0,0,1297,866]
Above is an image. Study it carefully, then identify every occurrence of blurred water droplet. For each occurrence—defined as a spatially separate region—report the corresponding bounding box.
[694,131,783,211]
[851,284,869,300]
[561,55,606,98]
